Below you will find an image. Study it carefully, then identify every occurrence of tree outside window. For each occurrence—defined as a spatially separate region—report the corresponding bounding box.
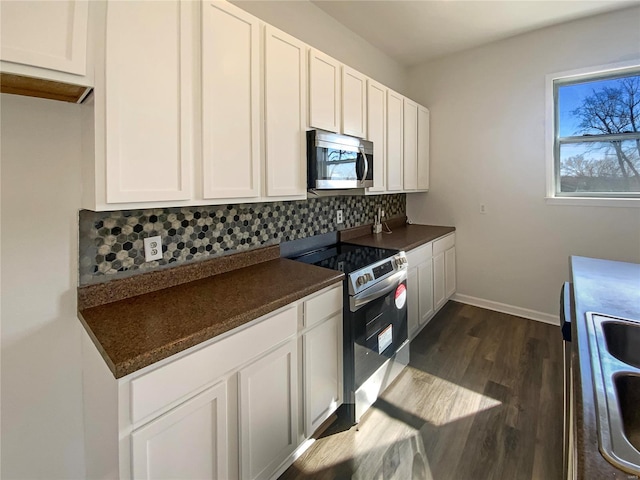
[555,69,640,197]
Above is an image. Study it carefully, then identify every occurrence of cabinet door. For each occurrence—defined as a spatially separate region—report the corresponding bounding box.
[367,79,386,192]
[264,25,307,198]
[418,258,434,325]
[403,98,418,191]
[309,49,340,132]
[303,313,343,436]
[407,267,420,340]
[387,89,404,191]
[104,0,193,203]
[239,340,298,480]
[433,252,446,311]
[131,381,228,480]
[417,105,430,191]
[341,66,366,138]
[1,0,88,75]
[202,1,260,199]
[445,246,456,299]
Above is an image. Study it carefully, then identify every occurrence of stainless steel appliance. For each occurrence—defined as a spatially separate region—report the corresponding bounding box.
[283,232,409,424]
[560,282,574,480]
[307,129,374,190]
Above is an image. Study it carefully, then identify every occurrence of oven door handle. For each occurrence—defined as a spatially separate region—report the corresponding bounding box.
[350,270,407,312]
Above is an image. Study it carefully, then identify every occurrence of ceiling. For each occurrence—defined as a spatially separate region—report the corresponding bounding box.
[311,1,640,66]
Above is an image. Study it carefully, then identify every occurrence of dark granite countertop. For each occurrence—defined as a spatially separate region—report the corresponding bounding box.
[342,222,455,252]
[79,256,343,379]
[570,256,640,479]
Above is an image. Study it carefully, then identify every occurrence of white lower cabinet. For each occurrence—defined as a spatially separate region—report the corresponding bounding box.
[433,233,456,312]
[433,252,446,311]
[407,266,420,340]
[131,381,229,480]
[239,339,298,480]
[445,246,457,299]
[406,242,434,340]
[82,284,343,480]
[407,233,456,340]
[418,258,435,324]
[303,312,343,435]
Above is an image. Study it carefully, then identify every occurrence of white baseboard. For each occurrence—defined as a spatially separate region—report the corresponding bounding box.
[451,293,560,326]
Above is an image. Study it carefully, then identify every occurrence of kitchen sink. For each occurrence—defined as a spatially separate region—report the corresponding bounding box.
[615,374,640,452]
[604,322,640,369]
[587,313,640,475]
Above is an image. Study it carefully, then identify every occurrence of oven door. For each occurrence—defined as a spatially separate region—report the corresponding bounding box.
[350,271,408,390]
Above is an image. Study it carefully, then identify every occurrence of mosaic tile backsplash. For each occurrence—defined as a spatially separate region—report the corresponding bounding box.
[79,194,406,285]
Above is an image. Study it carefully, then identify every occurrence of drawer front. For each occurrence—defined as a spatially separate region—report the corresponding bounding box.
[433,233,455,256]
[406,242,432,268]
[304,285,343,328]
[130,305,297,425]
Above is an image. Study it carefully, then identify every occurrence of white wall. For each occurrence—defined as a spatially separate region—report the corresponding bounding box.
[1,95,85,479]
[231,0,408,95]
[406,7,640,321]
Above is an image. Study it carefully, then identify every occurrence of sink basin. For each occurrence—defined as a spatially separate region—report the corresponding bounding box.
[587,313,640,475]
[615,374,640,452]
[604,322,640,369]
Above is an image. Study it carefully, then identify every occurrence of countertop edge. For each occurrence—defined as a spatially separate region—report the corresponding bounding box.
[113,275,343,378]
[570,256,640,479]
[343,223,456,252]
[79,268,344,379]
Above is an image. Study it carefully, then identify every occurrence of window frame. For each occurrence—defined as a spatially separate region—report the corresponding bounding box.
[545,60,640,207]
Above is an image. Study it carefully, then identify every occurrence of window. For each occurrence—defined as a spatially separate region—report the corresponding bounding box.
[549,64,640,203]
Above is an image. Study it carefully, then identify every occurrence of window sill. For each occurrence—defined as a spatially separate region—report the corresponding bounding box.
[545,196,640,207]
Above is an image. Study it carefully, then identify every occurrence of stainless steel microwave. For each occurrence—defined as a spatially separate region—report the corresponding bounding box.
[307,129,374,190]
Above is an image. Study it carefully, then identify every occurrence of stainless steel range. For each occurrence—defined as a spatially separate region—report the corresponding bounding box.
[283,232,409,424]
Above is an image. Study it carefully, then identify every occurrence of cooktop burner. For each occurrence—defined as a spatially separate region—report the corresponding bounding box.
[292,243,399,274]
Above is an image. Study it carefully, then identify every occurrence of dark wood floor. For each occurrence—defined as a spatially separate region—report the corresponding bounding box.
[279,301,564,480]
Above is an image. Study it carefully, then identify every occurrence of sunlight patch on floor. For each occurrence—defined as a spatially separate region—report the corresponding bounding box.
[382,365,502,427]
[291,367,502,477]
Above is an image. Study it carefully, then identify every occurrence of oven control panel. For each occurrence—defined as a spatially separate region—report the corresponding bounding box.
[373,261,393,279]
[348,252,408,295]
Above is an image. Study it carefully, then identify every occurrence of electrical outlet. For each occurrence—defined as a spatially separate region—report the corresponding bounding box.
[336,210,344,224]
[480,204,487,214]
[144,235,163,262]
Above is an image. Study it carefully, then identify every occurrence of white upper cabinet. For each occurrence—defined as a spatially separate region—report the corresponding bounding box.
[264,25,307,198]
[341,66,367,138]
[417,105,430,191]
[403,98,418,191]
[309,49,341,133]
[1,0,89,78]
[202,1,261,200]
[70,0,434,209]
[387,89,404,192]
[86,0,194,207]
[366,79,387,193]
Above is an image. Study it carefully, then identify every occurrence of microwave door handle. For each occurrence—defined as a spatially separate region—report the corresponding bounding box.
[358,146,369,187]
